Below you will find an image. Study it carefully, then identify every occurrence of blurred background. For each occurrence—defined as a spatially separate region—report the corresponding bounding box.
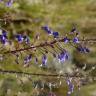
[0,0,96,96]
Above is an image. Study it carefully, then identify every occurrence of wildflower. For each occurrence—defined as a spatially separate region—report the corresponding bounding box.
[77,46,90,53]
[69,83,74,93]
[2,30,7,38]
[0,30,8,44]
[0,35,6,44]
[42,26,52,35]
[24,54,32,64]
[73,37,79,43]
[66,78,74,95]
[52,32,59,38]
[84,47,90,53]
[66,78,72,85]
[58,51,69,63]
[42,54,47,66]
[64,37,70,43]
[15,34,23,43]
[0,30,8,45]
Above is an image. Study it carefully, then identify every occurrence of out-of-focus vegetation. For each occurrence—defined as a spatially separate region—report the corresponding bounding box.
[0,0,96,96]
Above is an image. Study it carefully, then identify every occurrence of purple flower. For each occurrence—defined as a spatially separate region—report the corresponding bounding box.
[15,34,23,43]
[42,54,47,66]
[66,78,72,85]
[2,30,7,38]
[6,0,13,7]
[0,31,8,45]
[24,54,32,64]
[69,83,74,93]
[66,78,74,95]
[77,46,90,53]
[52,32,59,38]
[84,47,90,53]
[73,37,79,43]
[58,51,69,63]
[42,26,52,35]
[64,37,70,43]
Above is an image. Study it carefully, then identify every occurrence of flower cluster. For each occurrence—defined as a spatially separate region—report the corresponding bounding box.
[77,46,90,53]
[41,25,90,60]
[0,1,94,95]
[0,25,90,68]
[58,51,69,63]
[0,29,30,45]
[15,34,30,44]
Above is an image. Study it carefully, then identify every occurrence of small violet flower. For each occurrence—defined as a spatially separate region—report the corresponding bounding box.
[66,78,74,95]
[0,30,8,45]
[2,30,7,38]
[58,51,69,63]
[42,26,52,35]
[24,54,32,64]
[52,32,59,38]
[15,34,23,43]
[64,37,70,43]
[77,46,90,53]
[73,37,79,43]
[42,54,47,66]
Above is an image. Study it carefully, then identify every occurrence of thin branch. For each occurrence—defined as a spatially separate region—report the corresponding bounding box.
[4,38,96,54]
[0,69,91,78]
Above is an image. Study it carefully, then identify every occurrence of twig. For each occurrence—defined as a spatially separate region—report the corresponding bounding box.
[4,38,96,54]
[0,69,90,78]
